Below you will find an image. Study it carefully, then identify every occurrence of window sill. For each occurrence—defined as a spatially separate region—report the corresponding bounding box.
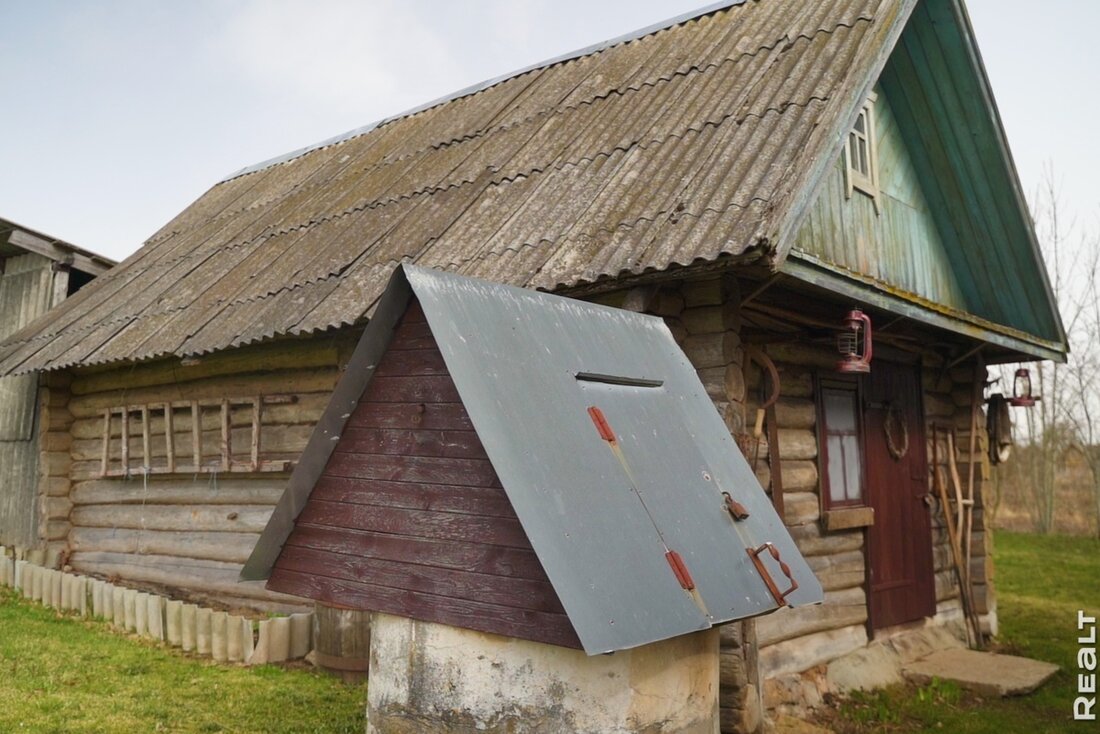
[823,506,874,531]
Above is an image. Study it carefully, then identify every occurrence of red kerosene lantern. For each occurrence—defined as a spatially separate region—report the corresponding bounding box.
[836,308,873,373]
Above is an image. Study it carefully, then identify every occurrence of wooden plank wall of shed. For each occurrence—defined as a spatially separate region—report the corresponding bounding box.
[0,253,64,550]
[58,332,360,612]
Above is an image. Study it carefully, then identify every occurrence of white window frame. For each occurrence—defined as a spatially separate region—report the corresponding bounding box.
[844,91,880,212]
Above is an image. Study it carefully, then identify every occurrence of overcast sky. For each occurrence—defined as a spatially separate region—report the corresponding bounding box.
[1,0,1097,263]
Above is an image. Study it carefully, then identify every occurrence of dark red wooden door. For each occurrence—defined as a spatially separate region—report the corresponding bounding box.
[864,361,935,630]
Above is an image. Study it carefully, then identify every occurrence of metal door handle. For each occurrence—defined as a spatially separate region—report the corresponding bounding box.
[747,542,799,605]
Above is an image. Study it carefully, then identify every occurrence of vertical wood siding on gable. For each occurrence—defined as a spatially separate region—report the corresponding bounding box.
[792,87,971,312]
[266,302,582,649]
[0,254,59,547]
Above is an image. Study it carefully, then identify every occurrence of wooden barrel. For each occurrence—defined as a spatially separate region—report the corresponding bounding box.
[312,603,371,683]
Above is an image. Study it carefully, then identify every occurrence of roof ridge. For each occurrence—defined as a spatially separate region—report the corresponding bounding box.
[217,0,748,184]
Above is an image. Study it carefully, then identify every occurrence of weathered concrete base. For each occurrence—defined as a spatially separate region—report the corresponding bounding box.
[367,613,720,734]
[196,608,213,655]
[268,616,291,663]
[212,611,228,662]
[166,600,183,646]
[763,619,966,719]
[147,594,165,640]
[226,616,246,662]
[135,592,150,637]
[181,604,198,652]
[289,612,312,659]
[903,648,1059,697]
[113,586,126,628]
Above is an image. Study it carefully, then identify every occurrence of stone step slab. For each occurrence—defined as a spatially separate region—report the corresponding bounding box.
[903,648,1059,697]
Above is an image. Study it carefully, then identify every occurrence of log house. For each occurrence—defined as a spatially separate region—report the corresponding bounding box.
[0,1,1067,730]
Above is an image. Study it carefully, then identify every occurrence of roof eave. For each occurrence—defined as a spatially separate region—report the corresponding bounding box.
[781,253,1068,363]
[947,0,1068,349]
[1,217,116,275]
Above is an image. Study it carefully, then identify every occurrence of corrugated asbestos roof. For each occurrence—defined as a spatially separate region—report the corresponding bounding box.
[0,0,910,375]
[244,265,823,654]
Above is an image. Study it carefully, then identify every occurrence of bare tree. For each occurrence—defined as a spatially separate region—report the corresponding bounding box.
[1062,227,1100,536]
[993,166,1093,534]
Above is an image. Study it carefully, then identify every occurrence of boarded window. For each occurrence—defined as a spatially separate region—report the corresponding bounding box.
[818,379,865,508]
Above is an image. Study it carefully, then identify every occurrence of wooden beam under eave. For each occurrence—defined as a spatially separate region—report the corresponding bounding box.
[7,228,112,276]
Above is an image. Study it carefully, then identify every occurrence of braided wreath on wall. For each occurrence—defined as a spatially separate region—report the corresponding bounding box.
[884,403,909,461]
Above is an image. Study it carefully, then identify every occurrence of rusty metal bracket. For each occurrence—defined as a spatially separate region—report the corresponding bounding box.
[747,542,799,606]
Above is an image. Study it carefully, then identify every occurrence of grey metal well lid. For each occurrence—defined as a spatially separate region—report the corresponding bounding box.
[405,265,822,653]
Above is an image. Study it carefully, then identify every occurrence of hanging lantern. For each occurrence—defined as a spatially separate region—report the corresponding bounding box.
[1009,367,1038,407]
[836,308,873,373]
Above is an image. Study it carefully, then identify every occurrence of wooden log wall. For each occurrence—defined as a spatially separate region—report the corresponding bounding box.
[39,372,74,564]
[740,344,869,682]
[642,276,762,734]
[58,333,360,612]
[742,342,988,690]
[925,362,994,630]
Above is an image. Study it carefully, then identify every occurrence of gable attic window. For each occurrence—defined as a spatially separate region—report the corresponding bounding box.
[844,92,880,210]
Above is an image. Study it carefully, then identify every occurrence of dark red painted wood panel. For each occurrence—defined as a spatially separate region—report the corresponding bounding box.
[324,453,501,488]
[309,476,515,517]
[362,375,461,403]
[347,402,473,431]
[276,545,566,614]
[297,500,531,548]
[373,349,448,377]
[284,525,549,579]
[337,427,488,459]
[268,299,578,647]
[268,568,581,649]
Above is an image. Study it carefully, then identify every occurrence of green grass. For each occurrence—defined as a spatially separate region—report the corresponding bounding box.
[0,587,365,733]
[820,531,1100,733]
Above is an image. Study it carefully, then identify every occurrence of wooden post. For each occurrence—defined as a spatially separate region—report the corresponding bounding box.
[313,603,370,683]
[100,410,111,477]
[164,403,175,473]
[191,401,201,470]
[250,399,261,472]
[140,406,151,470]
[221,399,231,471]
[120,408,130,474]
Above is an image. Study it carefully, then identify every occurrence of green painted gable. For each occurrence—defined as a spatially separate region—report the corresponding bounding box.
[792,85,971,313]
[783,0,1066,361]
